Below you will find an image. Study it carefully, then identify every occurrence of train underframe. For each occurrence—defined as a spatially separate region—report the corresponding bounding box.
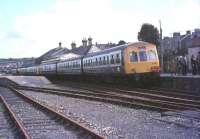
[45,72,160,88]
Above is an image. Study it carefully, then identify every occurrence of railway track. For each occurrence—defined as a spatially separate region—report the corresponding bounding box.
[63,83,200,103]
[15,84,200,113]
[61,81,200,100]
[0,87,105,139]
[0,96,27,139]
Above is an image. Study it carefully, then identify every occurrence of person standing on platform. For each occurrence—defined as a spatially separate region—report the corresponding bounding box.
[180,56,186,75]
[191,55,197,75]
[197,52,200,75]
[183,55,187,75]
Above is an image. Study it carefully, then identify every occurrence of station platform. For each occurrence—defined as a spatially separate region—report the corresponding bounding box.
[160,73,200,94]
[0,76,52,87]
[160,73,200,78]
[0,75,199,95]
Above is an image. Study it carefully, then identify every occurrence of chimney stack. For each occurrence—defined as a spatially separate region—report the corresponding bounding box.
[71,42,76,49]
[82,38,87,47]
[186,30,191,35]
[59,42,62,48]
[88,37,92,46]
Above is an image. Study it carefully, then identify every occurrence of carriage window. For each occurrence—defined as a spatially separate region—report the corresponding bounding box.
[130,51,138,62]
[95,58,98,65]
[116,53,120,64]
[92,59,94,66]
[103,56,106,65]
[107,56,109,64]
[89,59,92,66]
[99,57,102,65]
[139,51,147,61]
[110,55,114,64]
[87,60,89,67]
[147,50,157,61]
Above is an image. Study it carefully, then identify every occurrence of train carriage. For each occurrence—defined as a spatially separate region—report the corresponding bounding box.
[40,59,58,75]
[18,67,28,75]
[12,41,160,83]
[57,53,82,75]
[83,46,124,75]
[82,42,160,77]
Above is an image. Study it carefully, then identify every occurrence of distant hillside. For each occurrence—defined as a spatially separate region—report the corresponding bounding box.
[0,58,35,72]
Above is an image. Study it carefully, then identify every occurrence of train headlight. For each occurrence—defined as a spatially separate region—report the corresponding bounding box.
[131,68,136,73]
[150,66,160,72]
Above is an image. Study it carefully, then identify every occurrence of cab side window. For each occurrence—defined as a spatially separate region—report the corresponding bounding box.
[147,50,157,61]
[130,51,138,62]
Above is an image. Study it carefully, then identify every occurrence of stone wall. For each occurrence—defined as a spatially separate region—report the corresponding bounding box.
[160,76,200,94]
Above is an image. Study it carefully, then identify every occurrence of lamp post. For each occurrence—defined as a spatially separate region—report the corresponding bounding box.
[159,20,163,72]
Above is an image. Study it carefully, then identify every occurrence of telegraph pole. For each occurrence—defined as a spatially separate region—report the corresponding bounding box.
[159,20,163,72]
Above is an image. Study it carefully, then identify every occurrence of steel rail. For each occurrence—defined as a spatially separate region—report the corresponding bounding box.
[0,95,31,139]
[9,87,106,139]
[15,85,190,112]
[16,85,200,110]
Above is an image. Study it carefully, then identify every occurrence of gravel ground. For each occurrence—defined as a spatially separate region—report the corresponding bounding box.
[21,90,200,139]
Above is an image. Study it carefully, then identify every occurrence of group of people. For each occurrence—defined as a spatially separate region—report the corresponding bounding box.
[168,52,200,76]
[191,52,200,75]
[175,55,188,75]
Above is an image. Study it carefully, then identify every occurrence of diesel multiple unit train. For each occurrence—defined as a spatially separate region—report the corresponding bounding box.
[12,42,160,81]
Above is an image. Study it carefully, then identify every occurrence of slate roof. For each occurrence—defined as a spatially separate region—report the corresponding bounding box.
[35,47,70,64]
[70,45,92,56]
[37,42,117,64]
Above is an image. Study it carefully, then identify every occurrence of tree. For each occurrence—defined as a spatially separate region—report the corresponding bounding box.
[138,23,160,46]
[118,40,126,45]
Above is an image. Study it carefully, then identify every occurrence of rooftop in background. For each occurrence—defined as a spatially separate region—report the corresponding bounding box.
[38,37,120,64]
[162,28,200,52]
[35,42,70,64]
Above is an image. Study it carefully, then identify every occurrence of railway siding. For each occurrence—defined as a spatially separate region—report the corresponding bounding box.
[20,88,200,139]
[0,87,105,139]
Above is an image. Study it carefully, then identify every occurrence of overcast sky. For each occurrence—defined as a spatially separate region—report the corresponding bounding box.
[0,0,200,58]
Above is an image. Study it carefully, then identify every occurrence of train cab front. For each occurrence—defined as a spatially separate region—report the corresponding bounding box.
[124,42,160,82]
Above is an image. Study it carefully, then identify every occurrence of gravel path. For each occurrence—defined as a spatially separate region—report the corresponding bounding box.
[21,90,200,139]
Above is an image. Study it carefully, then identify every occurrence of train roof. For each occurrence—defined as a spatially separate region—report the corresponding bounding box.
[84,41,152,57]
[84,44,127,57]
